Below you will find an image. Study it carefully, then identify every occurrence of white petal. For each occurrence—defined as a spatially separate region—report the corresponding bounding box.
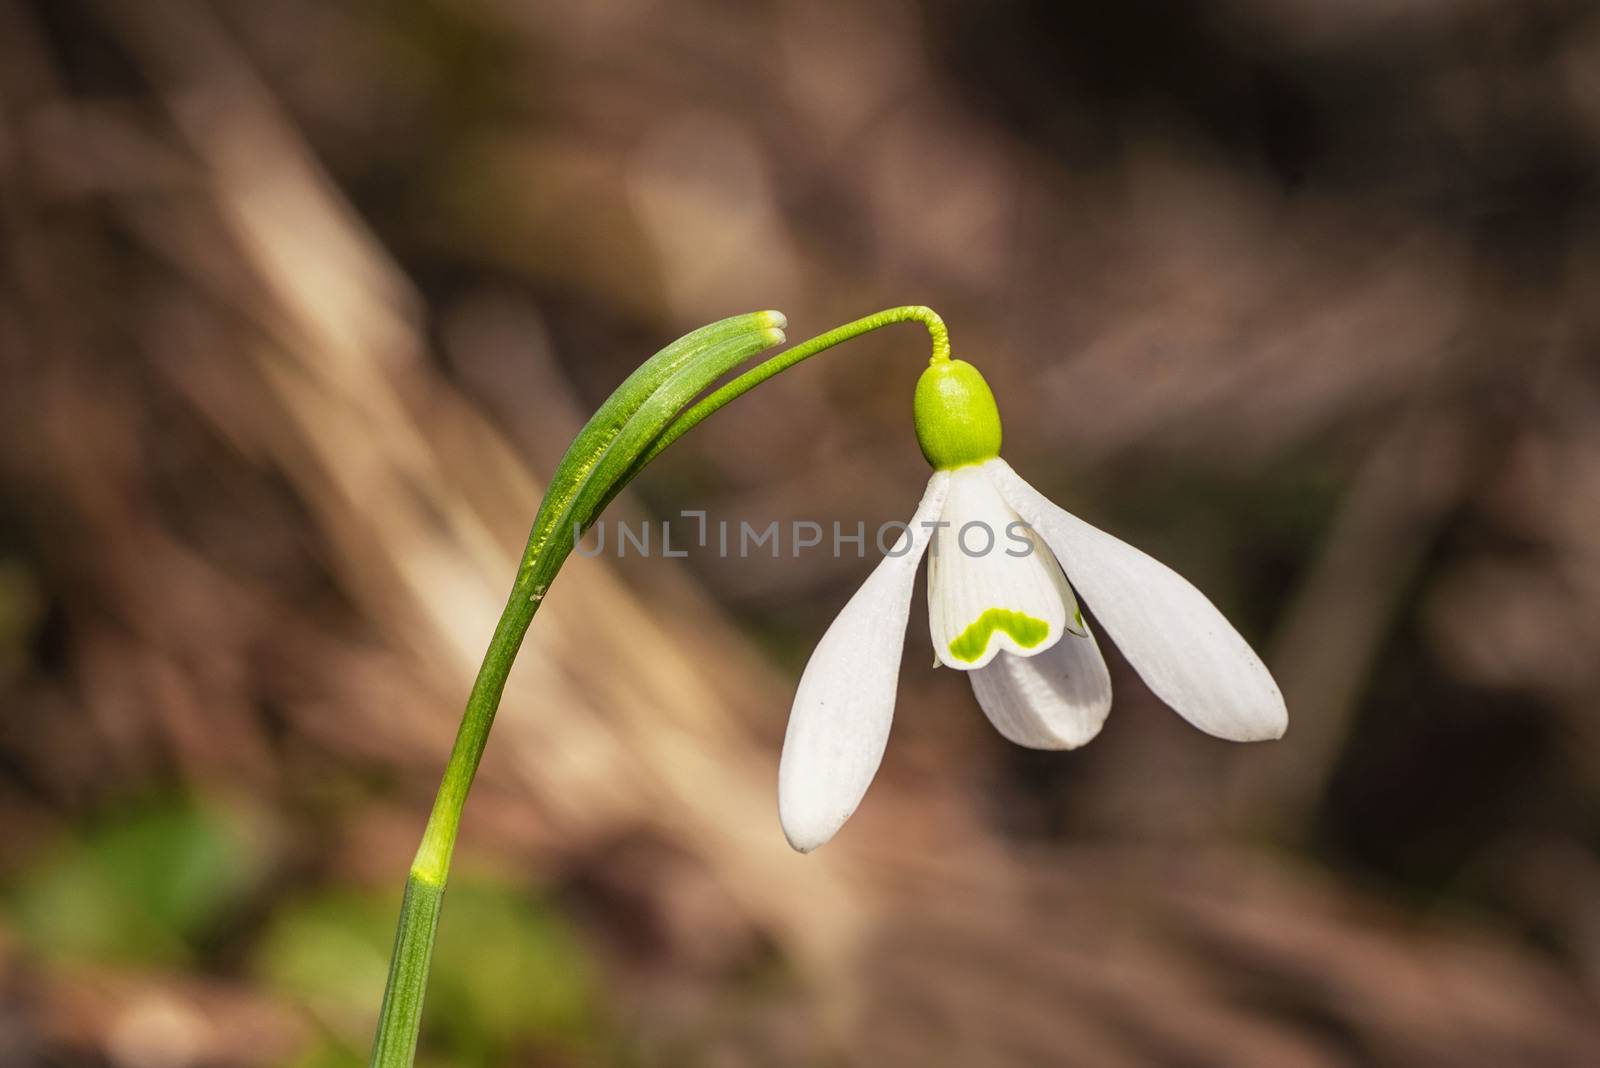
[778,471,951,852]
[985,459,1286,742]
[927,466,1082,671]
[970,627,1113,749]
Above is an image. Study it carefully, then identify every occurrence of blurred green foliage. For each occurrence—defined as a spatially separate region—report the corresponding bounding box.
[2,799,603,1065]
[255,879,603,1066]
[4,799,265,967]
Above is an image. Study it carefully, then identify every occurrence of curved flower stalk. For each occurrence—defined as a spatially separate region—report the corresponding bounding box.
[368,305,948,1067]
[777,358,1287,852]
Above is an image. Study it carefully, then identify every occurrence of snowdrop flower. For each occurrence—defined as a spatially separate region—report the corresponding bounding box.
[779,358,1286,852]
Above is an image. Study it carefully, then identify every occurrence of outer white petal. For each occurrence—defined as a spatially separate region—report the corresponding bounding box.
[984,458,1286,742]
[927,466,1083,671]
[970,625,1113,749]
[778,471,951,853]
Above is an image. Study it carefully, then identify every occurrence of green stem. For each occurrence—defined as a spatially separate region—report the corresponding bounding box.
[367,305,947,1067]
[637,305,948,471]
[370,580,546,1068]
[368,875,444,1067]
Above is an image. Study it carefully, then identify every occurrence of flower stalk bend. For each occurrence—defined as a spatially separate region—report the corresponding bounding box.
[368,305,948,1067]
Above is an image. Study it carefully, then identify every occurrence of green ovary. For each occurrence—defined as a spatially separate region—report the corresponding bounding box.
[948,608,1051,663]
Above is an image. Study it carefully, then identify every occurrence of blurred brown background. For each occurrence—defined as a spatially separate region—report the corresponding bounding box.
[4,1,1600,1065]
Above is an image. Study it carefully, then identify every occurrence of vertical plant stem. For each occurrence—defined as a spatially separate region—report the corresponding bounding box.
[368,876,443,1066]
[370,578,546,1067]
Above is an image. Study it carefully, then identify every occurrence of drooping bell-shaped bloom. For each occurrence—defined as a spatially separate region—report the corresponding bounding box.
[779,358,1286,852]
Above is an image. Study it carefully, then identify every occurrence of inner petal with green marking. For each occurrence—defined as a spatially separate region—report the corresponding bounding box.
[926,465,1078,670]
[948,608,1052,664]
